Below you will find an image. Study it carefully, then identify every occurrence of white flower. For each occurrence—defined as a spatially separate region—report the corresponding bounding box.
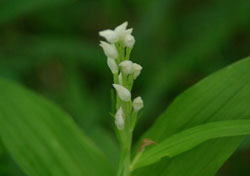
[119,60,134,75]
[99,21,134,45]
[133,97,144,112]
[115,107,125,130]
[107,58,118,74]
[118,73,123,84]
[124,34,135,48]
[132,63,142,79]
[113,84,131,102]
[99,41,118,59]
[99,30,118,43]
[114,22,133,41]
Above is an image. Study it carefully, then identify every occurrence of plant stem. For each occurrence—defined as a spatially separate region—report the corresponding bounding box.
[117,132,132,176]
[129,150,143,171]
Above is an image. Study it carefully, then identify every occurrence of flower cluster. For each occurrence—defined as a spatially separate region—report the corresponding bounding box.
[99,22,143,131]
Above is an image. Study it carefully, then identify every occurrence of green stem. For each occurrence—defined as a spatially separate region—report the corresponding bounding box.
[129,149,143,171]
[117,132,132,176]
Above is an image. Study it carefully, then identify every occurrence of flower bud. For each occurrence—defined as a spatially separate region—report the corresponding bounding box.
[124,34,135,48]
[115,107,125,130]
[107,58,118,74]
[99,30,118,43]
[119,60,134,75]
[113,84,131,102]
[133,97,144,112]
[132,63,142,79]
[99,41,118,59]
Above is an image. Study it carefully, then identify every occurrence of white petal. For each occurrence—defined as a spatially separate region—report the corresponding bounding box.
[115,21,128,33]
[113,84,131,102]
[114,21,130,41]
[99,41,118,59]
[125,28,133,35]
[99,29,118,43]
[107,58,118,74]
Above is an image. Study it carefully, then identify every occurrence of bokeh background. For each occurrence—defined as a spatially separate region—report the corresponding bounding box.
[0,0,250,175]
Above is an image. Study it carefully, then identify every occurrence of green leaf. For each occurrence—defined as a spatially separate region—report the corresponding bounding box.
[134,57,250,176]
[134,120,250,169]
[0,78,115,176]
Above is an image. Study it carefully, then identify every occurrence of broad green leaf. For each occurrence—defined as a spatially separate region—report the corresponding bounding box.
[0,78,115,176]
[134,57,250,176]
[134,120,250,169]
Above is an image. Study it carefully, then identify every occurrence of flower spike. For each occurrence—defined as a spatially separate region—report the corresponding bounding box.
[99,22,144,176]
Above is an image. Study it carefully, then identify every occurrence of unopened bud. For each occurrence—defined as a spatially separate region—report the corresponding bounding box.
[132,63,142,79]
[124,34,135,48]
[115,107,125,130]
[99,41,118,59]
[113,84,131,102]
[119,60,134,75]
[107,58,118,74]
[133,97,144,112]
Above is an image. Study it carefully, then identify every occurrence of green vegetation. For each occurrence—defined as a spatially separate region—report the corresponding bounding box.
[0,0,250,175]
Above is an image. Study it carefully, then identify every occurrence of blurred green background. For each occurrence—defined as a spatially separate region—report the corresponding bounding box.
[0,0,250,175]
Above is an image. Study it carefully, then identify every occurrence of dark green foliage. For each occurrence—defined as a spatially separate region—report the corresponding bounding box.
[0,0,250,175]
